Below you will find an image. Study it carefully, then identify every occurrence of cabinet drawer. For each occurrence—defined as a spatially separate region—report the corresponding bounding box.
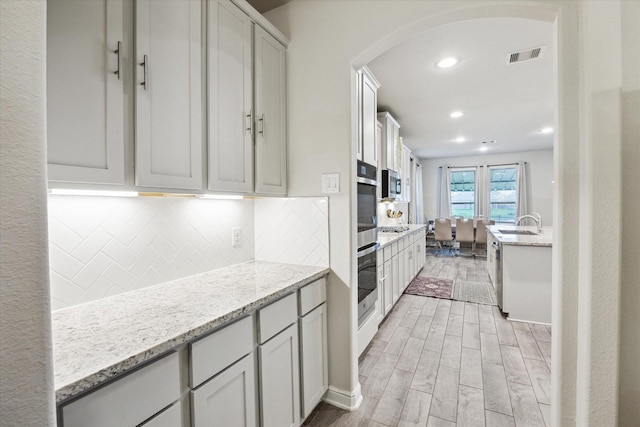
[392,242,399,256]
[258,293,297,344]
[299,278,326,316]
[383,245,392,262]
[61,352,180,427]
[398,238,405,251]
[190,315,254,387]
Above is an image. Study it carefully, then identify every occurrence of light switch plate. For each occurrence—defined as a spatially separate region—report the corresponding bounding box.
[232,227,242,247]
[322,173,340,193]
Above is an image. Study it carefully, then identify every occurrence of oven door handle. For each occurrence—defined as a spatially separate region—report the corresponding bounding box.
[357,243,380,258]
[357,177,379,186]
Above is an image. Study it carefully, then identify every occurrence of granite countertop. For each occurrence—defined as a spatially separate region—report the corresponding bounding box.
[378,224,427,248]
[52,261,330,403]
[487,225,553,247]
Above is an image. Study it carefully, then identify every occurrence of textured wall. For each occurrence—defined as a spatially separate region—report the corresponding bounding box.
[48,196,255,310]
[0,1,56,425]
[254,197,329,266]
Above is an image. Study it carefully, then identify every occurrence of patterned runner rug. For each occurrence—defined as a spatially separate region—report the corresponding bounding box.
[452,280,498,305]
[404,276,453,300]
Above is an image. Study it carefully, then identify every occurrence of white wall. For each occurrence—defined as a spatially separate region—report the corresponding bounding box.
[0,1,55,425]
[420,150,554,225]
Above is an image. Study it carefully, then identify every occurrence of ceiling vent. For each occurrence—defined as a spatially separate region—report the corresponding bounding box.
[507,46,545,64]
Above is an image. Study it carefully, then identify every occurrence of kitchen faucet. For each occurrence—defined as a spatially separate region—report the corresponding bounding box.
[516,214,542,233]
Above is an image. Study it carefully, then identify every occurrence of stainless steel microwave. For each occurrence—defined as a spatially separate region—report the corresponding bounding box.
[382,169,401,199]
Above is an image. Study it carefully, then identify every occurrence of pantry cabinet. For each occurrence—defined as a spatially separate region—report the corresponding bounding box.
[46,0,125,185]
[135,0,203,190]
[402,146,412,203]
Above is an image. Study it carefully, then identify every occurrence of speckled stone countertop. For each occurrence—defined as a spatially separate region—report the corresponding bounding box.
[378,224,427,248]
[52,261,329,403]
[487,225,553,247]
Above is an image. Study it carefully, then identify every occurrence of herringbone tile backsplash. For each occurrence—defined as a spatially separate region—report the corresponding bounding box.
[48,195,329,311]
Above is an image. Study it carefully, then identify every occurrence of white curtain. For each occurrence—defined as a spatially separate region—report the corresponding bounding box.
[476,165,490,218]
[516,161,528,217]
[414,163,424,223]
[437,166,451,218]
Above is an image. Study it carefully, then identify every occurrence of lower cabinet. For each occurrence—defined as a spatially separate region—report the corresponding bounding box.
[383,258,393,316]
[259,323,301,427]
[60,352,181,427]
[140,402,183,427]
[191,354,257,427]
[300,303,328,418]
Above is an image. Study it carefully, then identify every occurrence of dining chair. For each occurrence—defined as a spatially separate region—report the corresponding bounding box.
[455,218,474,256]
[434,218,454,251]
[474,219,495,257]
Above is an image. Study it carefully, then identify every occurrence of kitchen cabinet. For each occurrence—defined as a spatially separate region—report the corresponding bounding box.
[259,323,301,427]
[391,243,400,304]
[46,0,125,185]
[209,0,287,195]
[357,66,380,167]
[254,25,287,195]
[135,0,203,190]
[191,354,257,427]
[377,112,401,173]
[402,146,412,203]
[59,352,180,427]
[140,402,182,427]
[207,0,254,193]
[299,304,328,418]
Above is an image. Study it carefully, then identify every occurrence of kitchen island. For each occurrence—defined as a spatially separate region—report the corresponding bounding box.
[487,225,553,324]
[52,260,329,427]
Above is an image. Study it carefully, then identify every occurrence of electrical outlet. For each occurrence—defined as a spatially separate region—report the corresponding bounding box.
[232,227,242,247]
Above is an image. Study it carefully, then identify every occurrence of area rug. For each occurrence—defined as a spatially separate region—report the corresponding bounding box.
[404,276,453,300]
[452,280,497,306]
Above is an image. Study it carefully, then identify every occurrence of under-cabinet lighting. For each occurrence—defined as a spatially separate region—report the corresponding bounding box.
[48,189,139,197]
[479,146,488,152]
[436,57,459,69]
[199,194,244,200]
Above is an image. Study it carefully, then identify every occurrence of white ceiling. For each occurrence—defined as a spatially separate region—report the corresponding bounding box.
[368,17,554,160]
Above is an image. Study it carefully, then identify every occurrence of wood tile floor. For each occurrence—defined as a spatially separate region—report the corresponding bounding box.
[304,253,552,426]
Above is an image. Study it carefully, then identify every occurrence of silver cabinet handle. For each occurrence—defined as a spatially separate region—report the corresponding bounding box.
[258,114,265,134]
[245,110,253,134]
[113,41,122,81]
[140,54,149,91]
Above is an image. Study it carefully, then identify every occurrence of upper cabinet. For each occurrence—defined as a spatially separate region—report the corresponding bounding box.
[254,25,287,195]
[47,0,288,196]
[208,0,287,195]
[135,0,203,190]
[47,0,125,185]
[208,0,254,193]
[357,67,381,168]
[401,145,411,203]
[377,112,400,173]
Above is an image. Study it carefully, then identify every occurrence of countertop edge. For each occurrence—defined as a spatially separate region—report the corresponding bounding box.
[54,264,330,403]
[378,224,427,249]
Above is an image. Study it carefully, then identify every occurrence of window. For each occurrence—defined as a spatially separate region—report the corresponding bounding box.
[450,169,475,218]
[489,167,517,223]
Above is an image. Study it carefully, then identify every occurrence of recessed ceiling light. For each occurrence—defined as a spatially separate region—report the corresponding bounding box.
[540,127,554,134]
[450,111,464,118]
[454,137,466,143]
[436,57,458,69]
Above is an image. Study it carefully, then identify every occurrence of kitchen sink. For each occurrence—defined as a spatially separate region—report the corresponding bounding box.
[498,229,538,235]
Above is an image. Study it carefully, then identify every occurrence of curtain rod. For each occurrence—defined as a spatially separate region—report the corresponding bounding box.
[438,162,526,169]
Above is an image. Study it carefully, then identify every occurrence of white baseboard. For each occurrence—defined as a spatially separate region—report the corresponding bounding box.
[322,383,363,411]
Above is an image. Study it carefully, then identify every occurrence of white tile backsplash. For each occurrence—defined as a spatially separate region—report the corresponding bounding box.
[48,195,330,310]
[254,197,329,267]
[48,196,255,309]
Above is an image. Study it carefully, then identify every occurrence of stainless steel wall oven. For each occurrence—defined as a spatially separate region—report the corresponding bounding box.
[357,160,379,326]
